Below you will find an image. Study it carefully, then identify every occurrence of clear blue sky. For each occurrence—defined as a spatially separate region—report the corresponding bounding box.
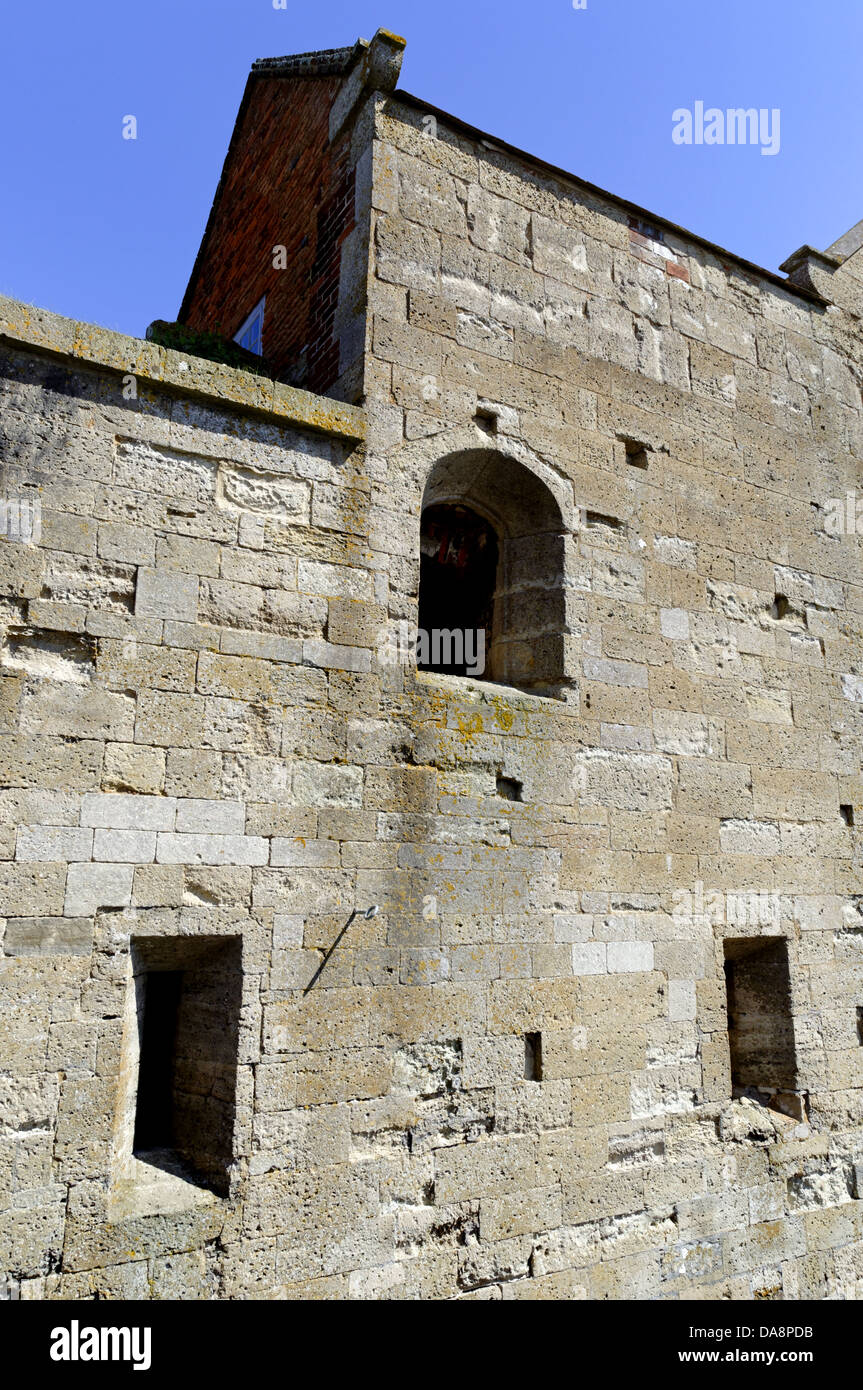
[3,0,861,338]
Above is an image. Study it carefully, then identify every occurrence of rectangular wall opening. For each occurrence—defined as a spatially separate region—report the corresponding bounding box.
[723,936,801,1117]
[524,1032,543,1082]
[621,437,650,469]
[126,936,243,1197]
[496,773,523,802]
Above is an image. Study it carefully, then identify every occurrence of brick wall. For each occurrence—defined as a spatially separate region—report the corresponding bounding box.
[180,75,362,402]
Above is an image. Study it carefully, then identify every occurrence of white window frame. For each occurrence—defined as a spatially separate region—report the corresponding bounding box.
[233,296,266,356]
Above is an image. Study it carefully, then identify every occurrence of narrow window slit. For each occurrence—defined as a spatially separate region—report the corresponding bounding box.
[524,1032,543,1082]
[134,971,182,1153]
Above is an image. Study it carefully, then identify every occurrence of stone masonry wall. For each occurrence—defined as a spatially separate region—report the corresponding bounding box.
[2,64,863,1300]
[351,91,863,1298]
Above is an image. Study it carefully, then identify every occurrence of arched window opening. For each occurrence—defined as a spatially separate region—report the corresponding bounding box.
[418,504,499,678]
[417,448,573,699]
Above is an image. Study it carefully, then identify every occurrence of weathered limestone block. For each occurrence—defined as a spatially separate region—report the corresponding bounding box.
[3,918,93,956]
[63,864,133,916]
[575,750,673,811]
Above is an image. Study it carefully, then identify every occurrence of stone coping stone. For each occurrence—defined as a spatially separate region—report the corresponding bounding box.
[0,294,366,443]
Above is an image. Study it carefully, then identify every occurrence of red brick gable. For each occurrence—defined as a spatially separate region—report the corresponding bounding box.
[180,73,351,396]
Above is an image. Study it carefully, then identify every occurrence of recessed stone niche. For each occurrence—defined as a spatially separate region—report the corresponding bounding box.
[114,935,243,1201]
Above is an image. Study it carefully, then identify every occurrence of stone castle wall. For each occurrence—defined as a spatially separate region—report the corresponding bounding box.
[2,63,863,1300]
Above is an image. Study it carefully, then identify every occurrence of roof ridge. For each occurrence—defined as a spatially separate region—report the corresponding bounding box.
[250,39,368,79]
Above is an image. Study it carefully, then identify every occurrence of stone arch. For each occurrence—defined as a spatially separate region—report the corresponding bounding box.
[414,437,577,699]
